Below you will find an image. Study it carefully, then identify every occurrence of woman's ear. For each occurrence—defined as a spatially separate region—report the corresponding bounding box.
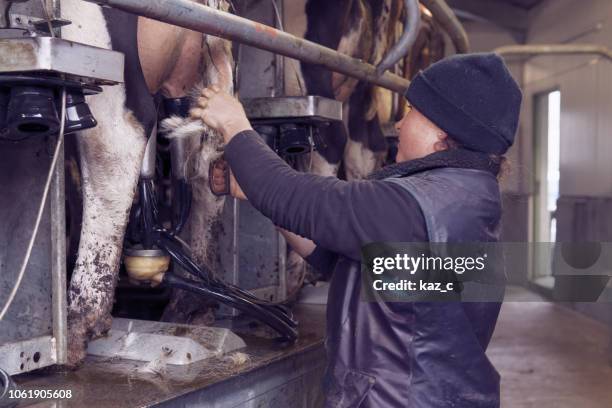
[433,132,449,152]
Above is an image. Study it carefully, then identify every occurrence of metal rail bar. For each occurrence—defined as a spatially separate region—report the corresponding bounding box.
[421,0,469,53]
[376,0,421,75]
[86,0,411,93]
[495,44,612,61]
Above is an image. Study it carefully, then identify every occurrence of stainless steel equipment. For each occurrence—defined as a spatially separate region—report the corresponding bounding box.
[0,0,124,375]
[243,95,343,157]
[0,36,124,85]
[243,96,343,124]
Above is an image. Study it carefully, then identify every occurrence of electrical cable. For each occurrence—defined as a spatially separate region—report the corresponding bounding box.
[0,88,66,322]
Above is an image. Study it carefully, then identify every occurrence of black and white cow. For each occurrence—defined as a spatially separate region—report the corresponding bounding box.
[61,0,233,365]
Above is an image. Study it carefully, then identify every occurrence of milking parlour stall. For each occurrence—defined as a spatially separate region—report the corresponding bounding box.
[1,0,593,407]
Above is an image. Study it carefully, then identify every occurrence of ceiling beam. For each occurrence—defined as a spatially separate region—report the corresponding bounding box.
[446,0,530,41]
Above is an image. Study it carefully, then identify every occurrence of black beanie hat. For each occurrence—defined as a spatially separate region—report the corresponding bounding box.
[405,52,522,154]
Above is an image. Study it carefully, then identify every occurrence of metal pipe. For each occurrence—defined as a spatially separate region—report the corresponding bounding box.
[86,0,411,93]
[0,367,17,406]
[495,44,612,61]
[420,0,469,54]
[375,0,421,75]
[51,120,67,365]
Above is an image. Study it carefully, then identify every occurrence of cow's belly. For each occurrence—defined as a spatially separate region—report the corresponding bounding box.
[137,17,203,97]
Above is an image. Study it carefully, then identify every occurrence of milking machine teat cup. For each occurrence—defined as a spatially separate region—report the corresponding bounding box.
[241,96,344,160]
[0,5,124,140]
[0,73,100,141]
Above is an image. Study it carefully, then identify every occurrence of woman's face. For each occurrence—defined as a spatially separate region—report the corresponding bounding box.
[394,104,447,163]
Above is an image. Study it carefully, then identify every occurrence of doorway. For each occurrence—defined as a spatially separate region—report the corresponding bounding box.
[532,90,561,287]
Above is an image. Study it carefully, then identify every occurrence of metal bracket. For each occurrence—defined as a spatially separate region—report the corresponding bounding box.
[242,96,342,125]
[0,336,57,376]
[9,13,71,32]
[0,37,124,85]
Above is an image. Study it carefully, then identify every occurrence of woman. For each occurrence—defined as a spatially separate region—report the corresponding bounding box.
[192,52,522,407]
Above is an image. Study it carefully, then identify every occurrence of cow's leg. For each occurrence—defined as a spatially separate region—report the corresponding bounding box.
[332,0,374,102]
[58,0,148,366]
[135,15,218,324]
[161,0,234,324]
[366,0,401,124]
[186,30,233,322]
[344,138,386,180]
[67,85,146,365]
[343,0,402,181]
[344,82,388,181]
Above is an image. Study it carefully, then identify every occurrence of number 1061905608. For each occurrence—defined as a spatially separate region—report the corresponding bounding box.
[8,389,73,400]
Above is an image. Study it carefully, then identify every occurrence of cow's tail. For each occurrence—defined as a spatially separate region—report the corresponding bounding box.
[160,116,208,140]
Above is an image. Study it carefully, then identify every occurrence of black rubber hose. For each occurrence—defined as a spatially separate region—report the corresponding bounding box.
[134,178,299,339]
[167,274,297,340]
[164,273,298,342]
[154,230,297,327]
[155,229,296,328]
[0,367,17,408]
[166,230,293,320]
[139,180,157,249]
[172,179,192,235]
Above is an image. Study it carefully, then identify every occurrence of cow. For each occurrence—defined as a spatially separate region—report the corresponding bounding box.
[283,0,445,295]
[61,0,234,365]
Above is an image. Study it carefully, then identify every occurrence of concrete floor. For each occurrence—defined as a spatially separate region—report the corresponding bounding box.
[490,288,612,407]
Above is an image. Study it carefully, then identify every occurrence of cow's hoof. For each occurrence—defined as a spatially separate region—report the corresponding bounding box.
[66,313,113,367]
[66,334,88,368]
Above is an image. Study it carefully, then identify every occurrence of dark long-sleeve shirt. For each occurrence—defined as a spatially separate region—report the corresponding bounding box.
[224,130,428,271]
[226,131,504,408]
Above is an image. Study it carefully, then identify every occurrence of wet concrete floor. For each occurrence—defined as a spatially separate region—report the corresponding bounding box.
[14,288,612,407]
[490,289,612,407]
[15,305,326,407]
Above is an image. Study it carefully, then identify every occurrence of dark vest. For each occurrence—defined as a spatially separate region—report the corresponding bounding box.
[323,167,505,408]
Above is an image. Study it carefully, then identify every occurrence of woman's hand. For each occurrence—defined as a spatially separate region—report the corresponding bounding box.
[276,227,316,259]
[210,158,248,200]
[190,85,253,144]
